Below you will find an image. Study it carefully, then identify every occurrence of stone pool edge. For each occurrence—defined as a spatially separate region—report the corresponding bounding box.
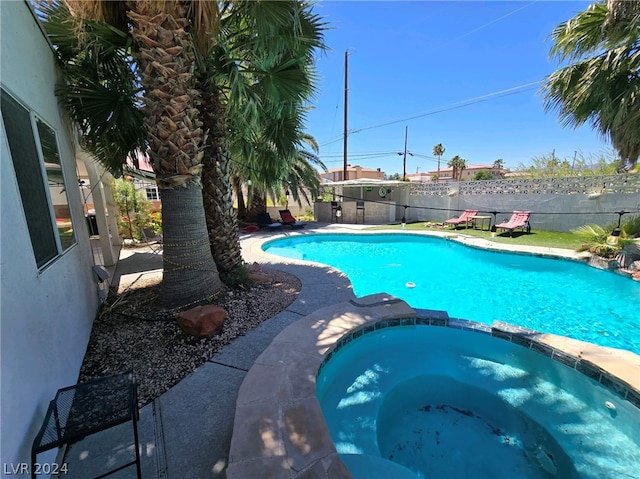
[225,293,640,479]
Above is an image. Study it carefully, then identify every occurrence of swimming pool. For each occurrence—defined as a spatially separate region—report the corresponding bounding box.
[316,323,640,479]
[263,233,640,354]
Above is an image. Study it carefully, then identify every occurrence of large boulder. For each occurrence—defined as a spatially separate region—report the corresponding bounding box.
[176,305,226,338]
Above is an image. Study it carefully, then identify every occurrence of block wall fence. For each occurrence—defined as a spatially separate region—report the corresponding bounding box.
[404,174,640,232]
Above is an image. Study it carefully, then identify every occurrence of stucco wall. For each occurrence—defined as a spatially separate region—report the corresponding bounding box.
[1,1,98,472]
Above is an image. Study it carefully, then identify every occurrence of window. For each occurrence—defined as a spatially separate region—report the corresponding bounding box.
[1,88,76,268]
[145,187,159,201]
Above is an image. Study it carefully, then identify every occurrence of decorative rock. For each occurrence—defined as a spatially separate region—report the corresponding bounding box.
[588,255,619,271]
[248,271,273,283]
[633,271,640,281]
[176,305,226,338]
[247,262,273,283]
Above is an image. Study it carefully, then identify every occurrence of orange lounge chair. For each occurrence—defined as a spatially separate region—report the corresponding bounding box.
[496,211,531,236]
[443,209,478,229]
[279,209,305,229]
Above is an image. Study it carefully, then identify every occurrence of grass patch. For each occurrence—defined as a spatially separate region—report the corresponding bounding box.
[366,222,586,250]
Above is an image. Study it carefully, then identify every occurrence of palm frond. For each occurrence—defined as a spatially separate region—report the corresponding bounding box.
[542,0,640,169]
[39,0,146,174]
[570,223,608,239]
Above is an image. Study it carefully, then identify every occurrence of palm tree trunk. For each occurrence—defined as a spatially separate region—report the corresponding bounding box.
[244,190,267,223]
[232,175,247,220]
[199,85,245,284]
[128,4,223,307]
[160,187,222,306]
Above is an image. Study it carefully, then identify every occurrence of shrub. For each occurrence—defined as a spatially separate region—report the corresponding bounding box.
[622,214,640,238]
[113,178,159,241]
[571,222,635,258]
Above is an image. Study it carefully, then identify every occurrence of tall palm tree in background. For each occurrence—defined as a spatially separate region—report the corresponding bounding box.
[433,143,445,183]
[542,0,640,171]
[448,155,466,181]
[458,157,467,180]
[62,0,223,308]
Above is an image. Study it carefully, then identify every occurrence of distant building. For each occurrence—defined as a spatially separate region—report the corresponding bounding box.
[405,172,435,183]
[426,164,507,182]
[322,165,385,182]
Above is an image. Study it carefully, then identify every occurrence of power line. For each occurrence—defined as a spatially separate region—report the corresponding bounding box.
[318,81,540,148]
[452,1,540,42]
[353,82,541,134]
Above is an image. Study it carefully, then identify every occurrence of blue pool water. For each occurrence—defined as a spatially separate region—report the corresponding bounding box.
[263,233,640,354]
[317,325,640,479]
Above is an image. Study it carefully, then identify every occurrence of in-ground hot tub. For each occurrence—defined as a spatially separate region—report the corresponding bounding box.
[225,295,640,479]
[317,321,640,479]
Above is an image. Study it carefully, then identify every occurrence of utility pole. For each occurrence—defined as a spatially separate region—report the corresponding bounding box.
[402,126,408,181]
[343,50,348,182]
[397,126,413,181]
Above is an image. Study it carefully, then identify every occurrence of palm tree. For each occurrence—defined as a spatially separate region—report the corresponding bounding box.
[63,0,223,308]
[433,143,445,183]
[199,1,326,280]
[493,158,505,178]
[235,105,318,222]
[458,157,467,180]
[448,155,466,181]
[44,1,326,294]
[198,84,245,285]
[541,0,640,171]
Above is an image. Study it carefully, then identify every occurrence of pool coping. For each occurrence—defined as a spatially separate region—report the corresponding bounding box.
[225,292,640,479]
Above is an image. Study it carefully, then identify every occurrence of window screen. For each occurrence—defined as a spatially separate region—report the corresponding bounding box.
[1,89,76,267]
[37,118,75,251]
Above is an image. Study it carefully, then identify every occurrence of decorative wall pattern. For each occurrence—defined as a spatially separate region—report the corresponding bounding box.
[404,173,640,231]
[410,174,640,197]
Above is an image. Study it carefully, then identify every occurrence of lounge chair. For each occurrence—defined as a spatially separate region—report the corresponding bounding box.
[495,211,531,236]
[279,209,305,229]
[443,209,478,229]
[257,212,283,231]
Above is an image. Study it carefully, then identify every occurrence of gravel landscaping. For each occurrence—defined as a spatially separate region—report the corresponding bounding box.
[78,267,301,406]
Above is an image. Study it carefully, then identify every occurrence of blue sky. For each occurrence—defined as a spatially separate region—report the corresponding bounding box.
[306,1,611,175]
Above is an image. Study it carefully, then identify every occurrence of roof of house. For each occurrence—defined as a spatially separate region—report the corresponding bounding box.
[427,164,506,174]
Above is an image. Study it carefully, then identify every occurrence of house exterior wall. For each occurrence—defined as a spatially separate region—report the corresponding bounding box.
[427,165,506,182]
[322,166,385,182]
[1,1,98,470]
